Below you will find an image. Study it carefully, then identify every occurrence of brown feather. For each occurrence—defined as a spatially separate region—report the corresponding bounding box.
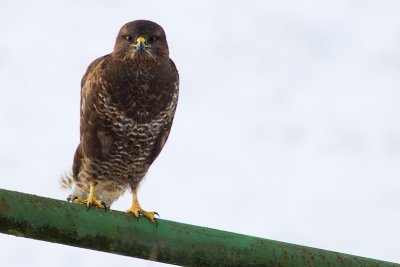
[62,20,179,206]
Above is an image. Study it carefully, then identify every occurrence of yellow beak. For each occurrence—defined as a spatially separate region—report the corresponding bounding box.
[136,36,146,50]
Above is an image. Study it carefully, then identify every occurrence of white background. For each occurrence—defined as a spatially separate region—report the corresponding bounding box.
[1,0,399,266]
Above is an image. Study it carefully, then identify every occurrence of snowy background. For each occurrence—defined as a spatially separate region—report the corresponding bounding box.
[1,0,400,266]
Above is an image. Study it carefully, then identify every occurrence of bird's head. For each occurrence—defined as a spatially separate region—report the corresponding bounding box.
[113,20,169,64]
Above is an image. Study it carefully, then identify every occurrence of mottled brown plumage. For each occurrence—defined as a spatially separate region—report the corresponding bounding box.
[62,20,178,220]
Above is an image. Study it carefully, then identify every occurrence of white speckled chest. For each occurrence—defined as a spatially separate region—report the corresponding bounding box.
[91,81,178,183]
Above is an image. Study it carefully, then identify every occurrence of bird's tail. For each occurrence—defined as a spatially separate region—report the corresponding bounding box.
[59,172,75,190]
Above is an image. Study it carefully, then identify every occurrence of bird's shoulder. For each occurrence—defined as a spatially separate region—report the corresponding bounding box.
[79,54,115,161]
[168,58,179,79]
[81,54,110,88]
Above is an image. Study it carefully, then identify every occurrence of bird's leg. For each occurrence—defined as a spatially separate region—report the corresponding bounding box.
[73,181,107,211]
[127,190,158,223]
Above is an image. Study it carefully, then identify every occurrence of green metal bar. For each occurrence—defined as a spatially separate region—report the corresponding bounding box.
[0,188,397,267]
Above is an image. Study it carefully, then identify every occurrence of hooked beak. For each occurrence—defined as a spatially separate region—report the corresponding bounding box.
[136,36,146,51]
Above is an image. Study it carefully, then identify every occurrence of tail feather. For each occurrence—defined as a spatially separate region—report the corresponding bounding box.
[60,172,75,190]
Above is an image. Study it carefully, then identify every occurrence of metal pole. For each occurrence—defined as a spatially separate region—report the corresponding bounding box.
[0,188,397,266]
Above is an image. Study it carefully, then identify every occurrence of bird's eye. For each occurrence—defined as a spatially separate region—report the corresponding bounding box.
[125,35,133,42]
[148,36,157,44]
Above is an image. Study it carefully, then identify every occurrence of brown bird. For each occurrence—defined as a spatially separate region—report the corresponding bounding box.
[62,20,179,223]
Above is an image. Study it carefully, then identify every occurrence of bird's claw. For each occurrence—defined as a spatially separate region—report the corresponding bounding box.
[86,200,107,211]
[127,206,158,224]
[101,201,107,212]
[72,196,107,211]
[67,195,78,202]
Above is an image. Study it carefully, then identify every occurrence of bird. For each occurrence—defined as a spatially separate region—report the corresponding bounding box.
[61,20,179,223]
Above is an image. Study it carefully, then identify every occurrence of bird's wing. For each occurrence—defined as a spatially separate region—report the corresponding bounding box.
[77,55,114,163]
[148,60,179,165]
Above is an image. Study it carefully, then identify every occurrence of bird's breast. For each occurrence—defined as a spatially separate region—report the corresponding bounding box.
[94,76,177,147]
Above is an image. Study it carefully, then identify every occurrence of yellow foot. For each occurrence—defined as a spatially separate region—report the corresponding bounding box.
[127,203,159,223]
[73,195,107,211]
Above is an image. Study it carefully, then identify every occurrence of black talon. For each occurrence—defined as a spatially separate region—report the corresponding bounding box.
[87,202,92,211]
[67,195,77,202]
[154,212,160,218]
[101,201,107,212]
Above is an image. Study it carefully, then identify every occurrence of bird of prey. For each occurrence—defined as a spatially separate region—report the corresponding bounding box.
[62,20,179,223]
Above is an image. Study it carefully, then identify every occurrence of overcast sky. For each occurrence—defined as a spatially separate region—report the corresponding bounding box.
[1,0,400,266]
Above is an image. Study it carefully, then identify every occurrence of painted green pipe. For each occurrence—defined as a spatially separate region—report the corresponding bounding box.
[0,188,398,267]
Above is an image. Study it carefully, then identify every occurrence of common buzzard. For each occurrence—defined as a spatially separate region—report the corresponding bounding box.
[62,20,179,223]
